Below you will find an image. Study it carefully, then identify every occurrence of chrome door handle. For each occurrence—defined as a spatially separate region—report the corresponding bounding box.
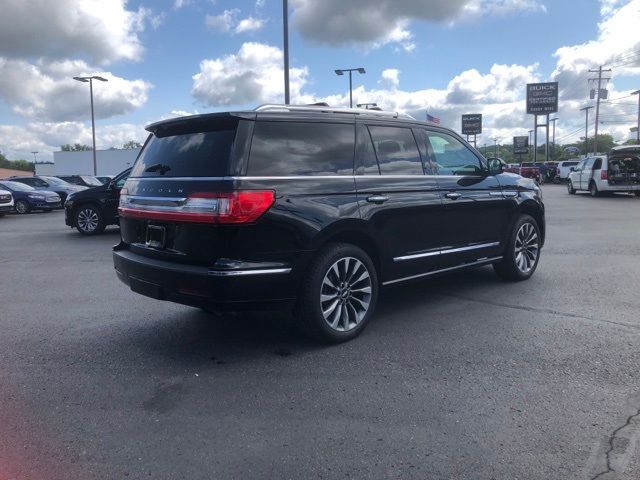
[444,192,461,200]
[366,195,389,204]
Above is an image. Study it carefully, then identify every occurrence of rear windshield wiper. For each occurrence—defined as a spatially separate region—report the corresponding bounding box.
[145,163,171,175]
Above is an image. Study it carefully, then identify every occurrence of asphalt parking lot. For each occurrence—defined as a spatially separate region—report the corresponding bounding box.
[1,185,640,480]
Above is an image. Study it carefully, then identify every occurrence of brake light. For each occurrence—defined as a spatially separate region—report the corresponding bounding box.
[601,170,608,180]
[118,190,275,224]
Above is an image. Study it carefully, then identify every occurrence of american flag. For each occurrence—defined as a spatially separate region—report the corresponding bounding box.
[426,113,441,125]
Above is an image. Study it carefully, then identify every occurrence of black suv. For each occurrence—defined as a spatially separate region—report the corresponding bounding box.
[113,105,545,342]
[64,168,131,235]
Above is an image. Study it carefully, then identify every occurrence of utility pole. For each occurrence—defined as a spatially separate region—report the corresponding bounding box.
[588,66,611,155]
[633,90,640,145]
[31,151,38,163]
[550,118,558,160]
[283,0,290,104]
[528,130,533,161]
[493,138,498,157]
[580,106,594,157]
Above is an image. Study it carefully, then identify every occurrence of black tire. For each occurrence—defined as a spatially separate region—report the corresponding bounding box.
[589,181,599,197]
[14,200,31,214]
[493,214,541,282]
[567,181,576,194]
[75,204,105,235]
[296,243,378,343]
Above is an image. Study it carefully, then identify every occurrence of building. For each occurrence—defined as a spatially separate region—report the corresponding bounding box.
[52,148,141,176]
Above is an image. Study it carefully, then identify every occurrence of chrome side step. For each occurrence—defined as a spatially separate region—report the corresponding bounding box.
[382,256,503,286]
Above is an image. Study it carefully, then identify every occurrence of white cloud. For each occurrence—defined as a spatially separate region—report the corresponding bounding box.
[381,69,401,89]
[0,58,152,122]
[290,0,545,50]
[192,42,308,106]
[0,122,147,162]
[0,0,149,64]
[205,10,266,34]
[205,9,238,32]
[235,17,266,33]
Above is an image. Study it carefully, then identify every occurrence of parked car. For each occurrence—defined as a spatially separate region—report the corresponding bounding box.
[568,148,640,196]
[0,180,61,214]
[0,189,14,216]
[56,175,104,188]
[557,159,581,181]
[516,163,541,182]
[112,105,545,343]
[521,162,556,183]
[7,175,86,203]
[64,168,131,235]
[96,176,114,185]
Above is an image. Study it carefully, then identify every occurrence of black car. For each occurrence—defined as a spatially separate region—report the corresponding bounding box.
[57,175,104,188]
[64,168,131,235]
[113,105,545,343]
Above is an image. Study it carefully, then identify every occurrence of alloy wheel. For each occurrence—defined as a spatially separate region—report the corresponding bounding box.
[514,222,539,274]
[320,257,372,332]
[15,201,29,214]
[77,208,99,232]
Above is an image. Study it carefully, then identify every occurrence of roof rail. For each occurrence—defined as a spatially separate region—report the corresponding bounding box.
[254,104,416,120]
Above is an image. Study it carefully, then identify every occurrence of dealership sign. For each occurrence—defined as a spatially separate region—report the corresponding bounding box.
[462,114,482,135]
[526,82,559,115]
[513,136,529,154]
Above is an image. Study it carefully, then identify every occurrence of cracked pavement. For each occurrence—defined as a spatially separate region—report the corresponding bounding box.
[1,185,640,479]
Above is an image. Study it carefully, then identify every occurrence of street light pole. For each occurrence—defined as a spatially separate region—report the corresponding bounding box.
[31,151,38,163]
[632,90,640,145]
[283,0,290,104]
[73,75,108,175]
[528,130,533,161]
[493,138,498,157]
[334,68,366,108]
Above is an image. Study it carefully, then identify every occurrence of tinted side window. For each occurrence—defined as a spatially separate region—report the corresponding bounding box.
[584,158,595,170]
[593,158,602,169]
[33,178,48,187]
[356,124,380,175]
[16,178,34,186]
[426,132,483,175]
[248,121,354,176]
[367,126,423,175]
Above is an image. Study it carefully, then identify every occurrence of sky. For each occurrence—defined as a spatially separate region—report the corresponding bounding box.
[1,0,639,161]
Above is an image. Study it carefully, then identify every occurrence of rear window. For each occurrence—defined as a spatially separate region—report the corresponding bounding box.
[248,121,354,176]
[131,127,237,178]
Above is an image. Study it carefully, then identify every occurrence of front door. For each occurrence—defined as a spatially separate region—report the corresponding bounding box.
[354,122,443,284]
[424,129,509,267]
[580,158,595,189]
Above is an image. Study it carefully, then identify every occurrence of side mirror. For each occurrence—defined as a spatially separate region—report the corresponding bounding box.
[569,167,575,172]
[486,157,505,175]
[108,180,117,189]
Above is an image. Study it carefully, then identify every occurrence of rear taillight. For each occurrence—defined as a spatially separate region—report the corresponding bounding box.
[119,191,275,224]
[601,170,608,180]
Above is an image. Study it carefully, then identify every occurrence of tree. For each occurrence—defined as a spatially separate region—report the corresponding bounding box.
[0,152,35,172]
[122,140,142,149]
[61,144,92,151]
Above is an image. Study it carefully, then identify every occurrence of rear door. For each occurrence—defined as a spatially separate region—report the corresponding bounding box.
[354,122,442,283]
[425,129,508,267]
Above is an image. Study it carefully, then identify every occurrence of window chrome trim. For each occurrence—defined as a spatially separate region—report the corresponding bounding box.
[383,256,503,286]
[208,268,292,276]
[394,241,500,262]
[127,174,441,181]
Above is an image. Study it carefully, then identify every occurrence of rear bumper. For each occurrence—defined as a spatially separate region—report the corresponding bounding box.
[113,246,299,310]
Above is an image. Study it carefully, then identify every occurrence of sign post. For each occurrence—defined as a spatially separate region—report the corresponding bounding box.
[462,114,482,149]
[526,82,558,164]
